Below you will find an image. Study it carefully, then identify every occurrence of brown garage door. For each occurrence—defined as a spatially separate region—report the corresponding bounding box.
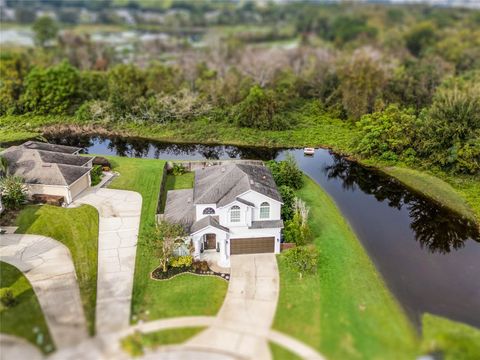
[230,237,275,255]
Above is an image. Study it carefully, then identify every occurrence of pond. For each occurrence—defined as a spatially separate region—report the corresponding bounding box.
[45,134,480,329]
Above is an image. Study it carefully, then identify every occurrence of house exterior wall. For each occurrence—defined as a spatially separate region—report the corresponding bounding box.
[27,184,70,202]
[195,203,217,221]
[238,191,282,221]
[69,173,90,201]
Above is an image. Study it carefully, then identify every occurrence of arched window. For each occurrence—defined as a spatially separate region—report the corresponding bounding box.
[230,205,241,223]
[259,202,270,219]
[203,207,215,215]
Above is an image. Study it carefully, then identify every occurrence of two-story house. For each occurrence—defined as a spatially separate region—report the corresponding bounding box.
[163,163,283,268]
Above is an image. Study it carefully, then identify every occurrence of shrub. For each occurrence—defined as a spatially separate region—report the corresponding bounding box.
[21,61,81,115]
[170,255,193,268]
[171,163,187,176]
[282,245,319,279]
[283,198,311,246]
[0,176,28,210]
[278,185,295,221]
[267,154,304,190]
[0,288,17,308]
[192,260,209,272]
[90,165,103,186]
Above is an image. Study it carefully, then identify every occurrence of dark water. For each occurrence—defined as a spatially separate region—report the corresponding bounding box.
[45,134,480,328]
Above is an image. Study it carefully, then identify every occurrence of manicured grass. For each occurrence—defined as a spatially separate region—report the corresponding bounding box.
[421,314,480,360]
[383,166,477,222]
[121,327,205,356]
[269,342,302,360]
[274,176,419,359]
[159,172,194,213]
[105,156,227,322]
[14,204,99,335]
[134,274,227,322]
[0,261,55,353]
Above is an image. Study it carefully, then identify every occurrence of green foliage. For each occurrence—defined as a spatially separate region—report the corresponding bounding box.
[0,155,8,177]
[235,85,288,130]
[108,64,147,118]
[282,245,319,278]
[171,163,187,176]
[144,221,186,272]
[267,154,304,190]
[355,105,420,160]
[21,61,81,115]
[170,255,193,268]
[420,83,480,174]
[32,16,59,47]
[0,176,28,210]
[283,198,311,246]
[90,165,103,186]
[330,16,378,44]
[0,288,17,308]
[405,22,437,57]
[278,185,295,221]
[0,52,30,115]
[121,331,144,357]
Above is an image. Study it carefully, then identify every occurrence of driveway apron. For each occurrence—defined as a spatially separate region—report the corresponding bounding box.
[0,234,88,348]
[187,253,279,360]
[73,188,142,334]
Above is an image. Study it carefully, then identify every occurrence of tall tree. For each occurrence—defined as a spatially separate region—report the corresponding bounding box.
[32,16,59,48]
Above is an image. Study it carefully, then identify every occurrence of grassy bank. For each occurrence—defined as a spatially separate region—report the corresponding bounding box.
[14,204,99,335]
[0,262,54,353]
[274,176,419,359]
[421,314,480,359]
[269,342,302,360]
[105,156,227,322]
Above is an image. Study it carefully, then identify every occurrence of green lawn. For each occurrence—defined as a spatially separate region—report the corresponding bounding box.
[269,342,302,360]
[159,172,194,213]
[121,327,205,356]
[0,261,55,353]
[421,314,480,360]
[105,156,227,322]
[274,176,419,359]
[14,204,99,335]
[382,166,477,223]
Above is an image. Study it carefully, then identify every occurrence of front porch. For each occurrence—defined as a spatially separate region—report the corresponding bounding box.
[192,228,231,269]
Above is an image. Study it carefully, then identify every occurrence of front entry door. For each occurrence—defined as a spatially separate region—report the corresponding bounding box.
[205,234,216,250]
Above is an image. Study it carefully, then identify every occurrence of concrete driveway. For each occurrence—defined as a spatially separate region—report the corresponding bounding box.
[187,254,279,360]
[0,234,88,348]
[73,188,142,334]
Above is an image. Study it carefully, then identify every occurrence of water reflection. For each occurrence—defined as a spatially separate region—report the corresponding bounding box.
[45,134,281,160]
[323,154,480,254]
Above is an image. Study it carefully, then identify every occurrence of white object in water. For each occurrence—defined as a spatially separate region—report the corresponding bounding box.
[304,147,315,155]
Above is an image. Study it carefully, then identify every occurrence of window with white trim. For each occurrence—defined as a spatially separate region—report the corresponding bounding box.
[230,205,241,223]
[259,202,270,219]
[203,207,215,215]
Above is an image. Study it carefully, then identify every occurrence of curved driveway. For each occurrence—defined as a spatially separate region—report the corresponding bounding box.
[73,188,142,333]
[0,234,88,348]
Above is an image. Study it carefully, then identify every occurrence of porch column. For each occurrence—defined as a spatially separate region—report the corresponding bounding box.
[218,233,230,268]
[192,235,202,260]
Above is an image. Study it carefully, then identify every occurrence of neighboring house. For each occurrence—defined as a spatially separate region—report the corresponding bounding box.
[164,163,283,268]
[0,141,92,204]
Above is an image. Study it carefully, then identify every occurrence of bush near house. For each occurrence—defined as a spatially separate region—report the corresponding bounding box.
[90,165,103,186]
[282,245,319,279]
[267,154,304,190]
[0,175,28,210]
[0,287,17,308]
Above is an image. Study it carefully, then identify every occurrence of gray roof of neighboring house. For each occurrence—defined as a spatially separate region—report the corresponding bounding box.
[1,144,91,186]
[193,164,282,207]
[163,189,195,230]
[22,141,81,155]
[190,215,229,234]
[250,220,284,229]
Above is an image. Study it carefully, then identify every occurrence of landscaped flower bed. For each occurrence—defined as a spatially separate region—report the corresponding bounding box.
[151,260,230,281]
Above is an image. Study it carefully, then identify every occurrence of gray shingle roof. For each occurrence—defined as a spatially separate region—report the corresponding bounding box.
[38,150,92,167]
[250,220,284,229]
[1,145,91,186]
[23,141,81,155]
[190,215,229,234]
[193,164,281,207]
[163,189,195,230]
